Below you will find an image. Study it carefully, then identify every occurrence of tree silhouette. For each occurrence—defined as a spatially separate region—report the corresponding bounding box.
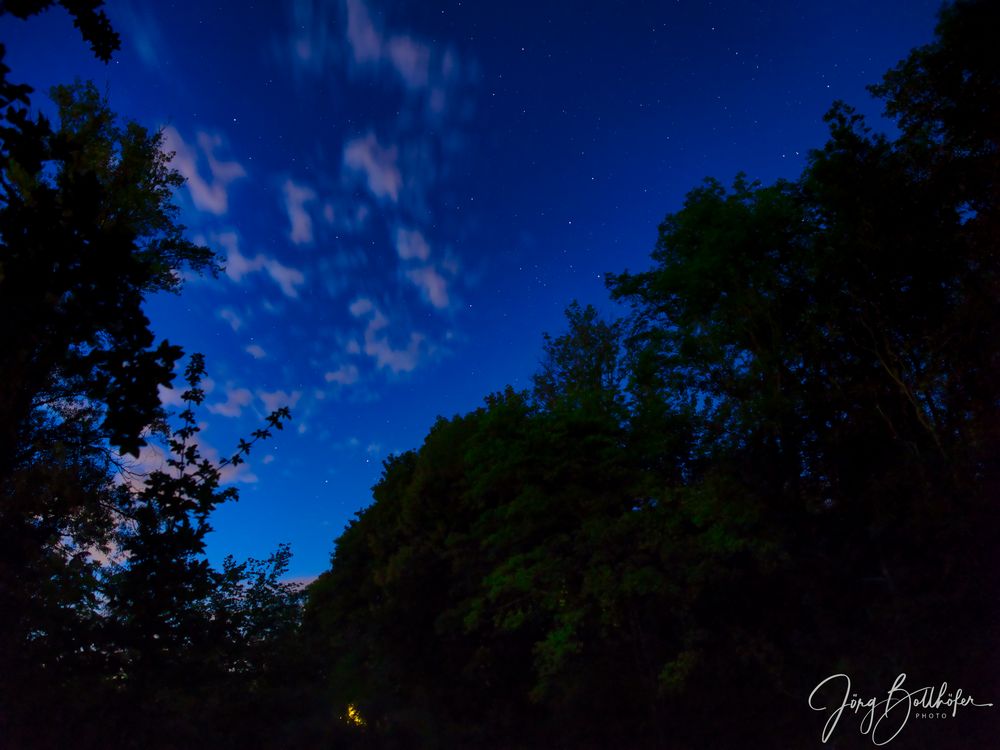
[99,355,297,749]
[1,1,119,62]
[0,9,306,747]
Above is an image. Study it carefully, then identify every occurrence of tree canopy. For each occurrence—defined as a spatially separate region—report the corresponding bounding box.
[0,6,304,747]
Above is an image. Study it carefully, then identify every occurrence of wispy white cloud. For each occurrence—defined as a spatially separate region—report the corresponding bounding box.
[351,301,424,373]
[324,363,360,385]
[207,387,254,418]
[406,265,450,309]
[282,574,319,589]
[245,344,267,359]
[258,389,303,414]
[283,179,317,245]
[113,0,165,69]
[286,0,471,132]
[395,228,454,309]
[386,36,431,89]
[158,383,186,408]
[125,424,257,486]
[213,438,259,484]
[161,126,246,215]
[220,233,258,280]
[219,232,306,298]
[395,227,430,260]
[345,0,381,63]
[343,132,401,202]
[219,307,243,332]
[264,260,307,298]
[349,297,374,317]
[344,0,438,94]
[158,376,214,409]
[367,330,423,373]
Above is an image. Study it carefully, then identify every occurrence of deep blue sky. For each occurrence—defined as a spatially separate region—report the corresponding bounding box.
[2,0,941,578]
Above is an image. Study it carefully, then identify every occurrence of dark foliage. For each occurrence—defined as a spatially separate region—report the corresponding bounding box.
[1,1,120,62]
[0,7,305,747]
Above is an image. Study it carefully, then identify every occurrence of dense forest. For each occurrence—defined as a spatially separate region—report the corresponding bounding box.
[1,1,997,748]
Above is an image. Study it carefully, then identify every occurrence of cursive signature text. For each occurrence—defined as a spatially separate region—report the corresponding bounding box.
[808,672,993,745]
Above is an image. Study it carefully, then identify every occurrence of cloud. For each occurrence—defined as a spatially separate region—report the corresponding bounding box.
[283,179,317,244]
[158,376,214,408]
[395,228,430,260]
[158,383,186,408]
[289,0,445,100]
[349,297,374,317]
[351,302,425,373]
[245,344,267,359]
[123,427,257,486]
[406,265,450,309]
[220,233,258,279]
[345,0,381,63]
[366,327,423,373]
[219,232,306,298]
[264,259,307,298]
[219,308,243,331]
[258,389,303,414]
[394,226,453,310]
[344,0,434,92]
[207,387,254,418]
[324,364,360,385]
[282,574,319,589]
[195,434,258,484]
[161,126,246,215]
[386,36,431,89]
[113,0,165,69]
[343,132,402,202]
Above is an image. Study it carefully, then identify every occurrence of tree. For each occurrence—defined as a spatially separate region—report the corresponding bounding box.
[0,79,216,462]
[0,9,309,746]
[305,321,674,747]
[0,77,220,739]
[1,1,120,63]
[0,6,226,734]
[99,355,297,750]
[606,1,999,744]
[1,350,303,748]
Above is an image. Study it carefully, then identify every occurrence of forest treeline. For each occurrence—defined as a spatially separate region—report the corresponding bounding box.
[1,1,998,748]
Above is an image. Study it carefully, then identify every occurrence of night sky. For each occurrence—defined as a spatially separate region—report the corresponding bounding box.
[3,0,941,579]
